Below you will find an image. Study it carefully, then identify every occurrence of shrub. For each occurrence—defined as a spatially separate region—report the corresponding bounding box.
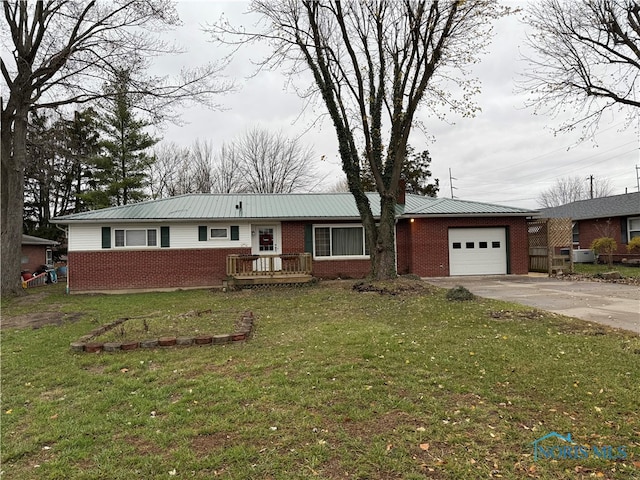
[590,237,617,267]
[627,237,640,253]
[446,285,474,301]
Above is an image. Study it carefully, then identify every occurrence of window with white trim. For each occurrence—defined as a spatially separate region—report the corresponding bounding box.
[313,225,369,258]
[629,217,640,241]
[210,228,228,239]
[114,229,157,247]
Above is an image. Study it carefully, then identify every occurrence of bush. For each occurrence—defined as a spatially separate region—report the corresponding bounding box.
[627,237,640,253]
[446,285,475,301]
[590,237,617,267]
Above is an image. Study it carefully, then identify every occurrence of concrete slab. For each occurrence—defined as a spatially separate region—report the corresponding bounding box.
[424,275,640,334]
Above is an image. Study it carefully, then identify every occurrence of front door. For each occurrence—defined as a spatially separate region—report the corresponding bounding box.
[252,224,282,271]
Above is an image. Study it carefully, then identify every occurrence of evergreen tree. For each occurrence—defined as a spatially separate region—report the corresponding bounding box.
[63,109,101,214]
[360,146,439,197]
[84,69,158,208]
[24,108,101,237]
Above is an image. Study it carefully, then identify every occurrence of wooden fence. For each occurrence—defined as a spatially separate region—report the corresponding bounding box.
[528,218,573,274]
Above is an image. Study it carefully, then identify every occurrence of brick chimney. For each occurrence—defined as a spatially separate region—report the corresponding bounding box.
[397,178,406,205]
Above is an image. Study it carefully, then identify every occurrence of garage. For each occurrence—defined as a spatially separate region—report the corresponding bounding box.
[448,227,507,275]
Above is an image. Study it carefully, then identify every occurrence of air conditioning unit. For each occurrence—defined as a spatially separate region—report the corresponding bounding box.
[573,249,595,263]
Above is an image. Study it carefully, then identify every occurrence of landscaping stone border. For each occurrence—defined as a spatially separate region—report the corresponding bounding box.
[70,311,255,353]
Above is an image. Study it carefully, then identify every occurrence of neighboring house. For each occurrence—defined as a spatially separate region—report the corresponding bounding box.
[540,192,640,261]
[51,192,537,293]
[21,234,59,273]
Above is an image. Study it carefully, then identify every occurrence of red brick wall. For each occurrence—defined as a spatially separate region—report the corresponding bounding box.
[68,248,249,292]
[281,221,305,253]
[400,217,530,277]
[576,217,626,253]
[21,245,48,273]
[575,217,640,262]
[396,221,412,275]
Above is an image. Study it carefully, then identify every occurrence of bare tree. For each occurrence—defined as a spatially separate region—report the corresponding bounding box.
[1,1,230,295]
[537,175,613,208]
[209,1,507,279]
[327,177,350,193]
[191,139,215,194]
[522,0,640,137]
[148,142,193,198]
[212,142,244,194]
[216,127,322,193]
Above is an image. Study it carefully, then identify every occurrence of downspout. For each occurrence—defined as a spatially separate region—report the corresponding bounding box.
[55,224,70,294]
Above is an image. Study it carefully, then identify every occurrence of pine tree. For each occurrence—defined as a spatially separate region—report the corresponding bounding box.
[84,69,158,208]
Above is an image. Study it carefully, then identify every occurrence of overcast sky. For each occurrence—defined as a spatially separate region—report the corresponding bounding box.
[156,1,640,210]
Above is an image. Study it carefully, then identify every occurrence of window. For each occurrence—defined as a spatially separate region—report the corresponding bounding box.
[572,222,579,245]
[114,229,157,247]
[479,242,488,249]
[210,228,228,239]
[452,242,462,249]
[628,217,640,241]
[314,225,369,258]
[466,242,474,249]
[492,241,501,248]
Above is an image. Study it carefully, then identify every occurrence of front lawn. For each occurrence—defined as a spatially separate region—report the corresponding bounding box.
[1,281,638,479]
[573,263,640,279]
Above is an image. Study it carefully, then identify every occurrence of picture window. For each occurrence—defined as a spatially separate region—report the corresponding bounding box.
[210,228,228,239]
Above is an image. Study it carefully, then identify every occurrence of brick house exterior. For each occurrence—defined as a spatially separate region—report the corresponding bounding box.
[21,235,58,274]
[540,192,640,262]
[52,193,536,293]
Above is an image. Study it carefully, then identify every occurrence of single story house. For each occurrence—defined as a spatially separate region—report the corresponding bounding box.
[21,234,59,274]
[51,192,537,293]
[540,192,640,261]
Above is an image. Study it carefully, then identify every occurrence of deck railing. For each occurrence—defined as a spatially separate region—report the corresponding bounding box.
[226,253,312,277]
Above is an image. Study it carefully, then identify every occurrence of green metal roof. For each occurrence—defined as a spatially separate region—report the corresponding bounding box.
[51,193,536,223]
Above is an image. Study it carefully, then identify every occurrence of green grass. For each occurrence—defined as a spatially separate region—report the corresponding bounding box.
[2,281,639,479]
[573,263,640,278]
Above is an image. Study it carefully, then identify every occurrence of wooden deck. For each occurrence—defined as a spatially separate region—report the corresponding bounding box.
[226,253,313,287]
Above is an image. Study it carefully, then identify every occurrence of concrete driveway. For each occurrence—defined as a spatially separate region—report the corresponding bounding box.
[425,275,640,334]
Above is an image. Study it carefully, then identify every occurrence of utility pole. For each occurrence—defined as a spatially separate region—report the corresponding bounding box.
[588,174,594,199]
[636,165,639,192]
[449,168,457,199]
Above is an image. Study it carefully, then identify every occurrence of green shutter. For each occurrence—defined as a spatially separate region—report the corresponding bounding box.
[304,224,313,253]
[161,226,170,248]
[230,225,240,241]
[101,227,111,249]
[198,225,207,241]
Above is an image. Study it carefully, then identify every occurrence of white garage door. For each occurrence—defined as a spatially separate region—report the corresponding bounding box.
[449,228,507,276]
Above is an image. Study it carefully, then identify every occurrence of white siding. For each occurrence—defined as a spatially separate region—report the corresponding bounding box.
[67,223,252,251]
[68,225,104,251]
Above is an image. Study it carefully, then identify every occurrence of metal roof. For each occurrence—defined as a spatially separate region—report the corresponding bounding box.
[539,192,640,220]
[22,234,59,246]
[51,193,536,223]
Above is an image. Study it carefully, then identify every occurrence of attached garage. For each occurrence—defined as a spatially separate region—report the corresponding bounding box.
[448,227,507,275]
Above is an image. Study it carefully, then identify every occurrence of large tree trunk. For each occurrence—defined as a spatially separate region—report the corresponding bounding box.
[370,196,398,280]
[1,102,28,296]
